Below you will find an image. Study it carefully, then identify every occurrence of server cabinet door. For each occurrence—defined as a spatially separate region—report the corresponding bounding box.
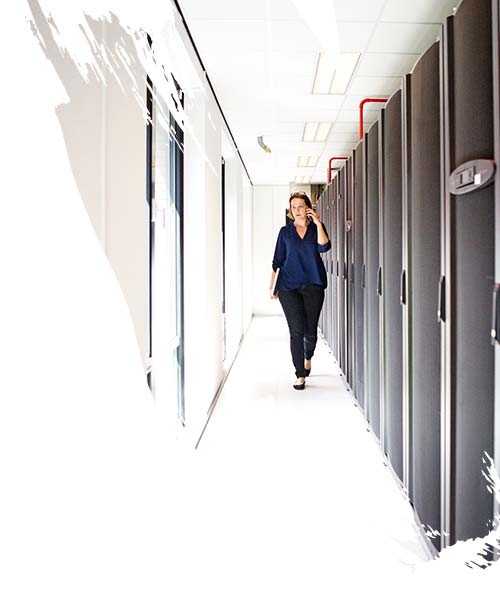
[493,0,500,529]
[354,142,365,408]
[317,193,326,335]
[382,90,404,482]
[346,157,355,389]
[331,179,339,360]
[338,168,347,376]
[365,122,381,439]
[445,0,495,545]
[325,187,332,347]
[409,41,442,552]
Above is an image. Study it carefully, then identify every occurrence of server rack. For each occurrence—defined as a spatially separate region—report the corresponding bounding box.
[346,157,355,391]
[330,180,339,360]
[405,40,442,553]
[442,0,495,546]
[493,0,500,533]
[338,167,347,376]
[354,141,365,409]
[364,122,381,439]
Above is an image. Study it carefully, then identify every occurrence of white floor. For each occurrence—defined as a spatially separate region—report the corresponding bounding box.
[172,316,431,599]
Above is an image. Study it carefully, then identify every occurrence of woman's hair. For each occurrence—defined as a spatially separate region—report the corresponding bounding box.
[289,191,312,209]
[288,191,312,220]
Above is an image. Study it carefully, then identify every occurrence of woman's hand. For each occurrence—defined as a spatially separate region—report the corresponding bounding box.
[306,208,320,225]
[270,288,278,300]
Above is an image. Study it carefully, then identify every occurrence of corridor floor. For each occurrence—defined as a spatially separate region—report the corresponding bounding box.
[173,316,430,599]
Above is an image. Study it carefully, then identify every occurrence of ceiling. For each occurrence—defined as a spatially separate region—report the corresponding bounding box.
[178,0,457,185]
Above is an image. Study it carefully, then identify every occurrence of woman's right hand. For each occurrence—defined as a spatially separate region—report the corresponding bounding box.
[270,289,278,300]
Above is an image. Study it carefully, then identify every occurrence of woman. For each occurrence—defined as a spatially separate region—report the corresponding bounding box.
[270,191,331,390]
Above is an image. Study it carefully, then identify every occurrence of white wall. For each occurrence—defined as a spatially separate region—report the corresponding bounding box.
[252,185,289,316]
[53,18,149,363]
[38,6,253,436]
[176,17,253,434]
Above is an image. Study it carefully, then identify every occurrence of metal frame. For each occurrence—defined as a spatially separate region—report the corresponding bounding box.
[440,14,454,549]
[401,72,412,498]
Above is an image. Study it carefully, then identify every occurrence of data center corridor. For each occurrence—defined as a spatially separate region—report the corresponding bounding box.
[178,315,429,598]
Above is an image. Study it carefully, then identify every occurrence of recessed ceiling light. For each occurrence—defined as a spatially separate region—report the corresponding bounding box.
[312,52,336,94]
[297,156,319,167]
[315,123,332,142]
[312,52,360,95]
[303,122,319,142]
[303,122,332,142]
[330,53,360,94]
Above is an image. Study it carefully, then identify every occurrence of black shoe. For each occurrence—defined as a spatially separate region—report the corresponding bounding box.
[293,381,306,390]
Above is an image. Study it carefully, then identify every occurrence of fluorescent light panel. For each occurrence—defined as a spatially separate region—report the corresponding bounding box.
[312,52,336,94]
[302,122,332,142]
[315,122,332,142]
[330,53,360,94]
[312,52,360,95]
[297,156,318,167]
[303,122,318,142]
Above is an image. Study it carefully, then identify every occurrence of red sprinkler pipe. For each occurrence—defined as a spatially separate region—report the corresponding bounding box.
[359,98,388,139]
[327,156,348,184]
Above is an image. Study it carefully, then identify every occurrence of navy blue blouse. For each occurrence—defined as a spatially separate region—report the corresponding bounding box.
[272,221,332,292]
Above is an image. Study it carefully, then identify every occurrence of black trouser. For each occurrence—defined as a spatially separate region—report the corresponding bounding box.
[278,284,325,377]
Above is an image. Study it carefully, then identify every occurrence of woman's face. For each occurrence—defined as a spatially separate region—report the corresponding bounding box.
[290,199,307,220]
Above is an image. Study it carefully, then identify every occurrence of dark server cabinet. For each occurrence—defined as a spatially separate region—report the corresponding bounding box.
[364,122,381,439]
[380,90,404,482]
[493,0,500,515]
[443,0,495,545]
[330,178,339,360]
[354,142,365,408]
[338,167,347,376]
[406,41,442,552]
[326,186,333,348]
[346,158,355,389]
[317,192,326,336]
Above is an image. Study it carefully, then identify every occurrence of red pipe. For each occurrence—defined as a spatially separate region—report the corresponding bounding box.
[327,156,348,184]
[359,98,388,139]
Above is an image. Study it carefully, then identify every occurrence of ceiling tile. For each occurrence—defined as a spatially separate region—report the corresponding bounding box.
[270,20,324,53]
[367,22,442,54]
[356,53,420,77]
[268,0,303,20]
[337,22,376,52]
[179,0,266,20]
[380,0,457,23]
[187,20,267,54]
[349,76,401,95]
[334,0,386,22]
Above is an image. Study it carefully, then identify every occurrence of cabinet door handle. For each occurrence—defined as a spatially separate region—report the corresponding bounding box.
[377,267,382,296]
[437,275,446,323]
[400,270,406,306]
[491,284,500,344]
[361,264,366,289]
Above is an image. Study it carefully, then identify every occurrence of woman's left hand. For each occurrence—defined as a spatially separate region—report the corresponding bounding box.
[306,208,320,224]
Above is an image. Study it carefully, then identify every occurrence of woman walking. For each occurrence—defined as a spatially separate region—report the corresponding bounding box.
[270,191,331,390]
